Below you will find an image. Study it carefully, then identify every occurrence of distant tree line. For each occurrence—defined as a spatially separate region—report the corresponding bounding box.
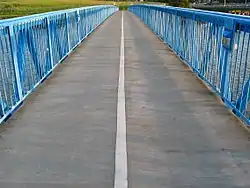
[113,0,190,8]
[144,0,189,7]
[191,0,247,3]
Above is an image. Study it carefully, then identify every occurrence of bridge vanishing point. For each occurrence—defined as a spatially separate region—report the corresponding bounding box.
[0,4,250,188]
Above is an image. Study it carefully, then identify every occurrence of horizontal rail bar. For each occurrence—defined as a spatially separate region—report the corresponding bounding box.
[0,5,118,124]
[129,4,250,126]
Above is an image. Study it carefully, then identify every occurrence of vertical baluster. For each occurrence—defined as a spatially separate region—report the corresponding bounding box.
[9,25,23,101]
[46,17,54,69]
[65,12,71,51]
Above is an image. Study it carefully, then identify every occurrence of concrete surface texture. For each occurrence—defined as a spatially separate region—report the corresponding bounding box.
[0,11,249,187]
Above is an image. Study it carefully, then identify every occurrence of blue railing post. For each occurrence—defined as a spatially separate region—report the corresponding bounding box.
[46,17,54,69]
[192,15,198,70]
[65,12,71,51]
[220,28,234,100]
[77,9,81,42]
[9,25,23,101]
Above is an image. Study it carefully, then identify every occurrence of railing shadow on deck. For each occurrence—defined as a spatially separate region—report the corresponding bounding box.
[129,5,250,127]
[0,5,118,124]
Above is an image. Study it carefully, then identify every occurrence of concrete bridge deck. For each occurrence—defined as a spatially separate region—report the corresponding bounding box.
[0,11,250,187]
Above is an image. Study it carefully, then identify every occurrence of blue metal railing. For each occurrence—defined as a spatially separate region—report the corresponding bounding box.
[0,5,118,123]
[129,5,250,126]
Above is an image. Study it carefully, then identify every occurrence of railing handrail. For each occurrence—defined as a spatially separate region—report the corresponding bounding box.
[131,5,250,31]
[139,4,250,20]
[0,5,114,26]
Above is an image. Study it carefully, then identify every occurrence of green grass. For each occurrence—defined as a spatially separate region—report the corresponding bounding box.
[0,0,164,19]
[0,0,114,19]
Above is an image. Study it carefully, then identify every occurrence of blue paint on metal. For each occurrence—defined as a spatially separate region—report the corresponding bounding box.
[129,4,250,126]
[0,5,118,124]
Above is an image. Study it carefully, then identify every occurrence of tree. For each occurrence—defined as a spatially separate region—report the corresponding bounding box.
[180,0,189,7]
[168,0,189,7]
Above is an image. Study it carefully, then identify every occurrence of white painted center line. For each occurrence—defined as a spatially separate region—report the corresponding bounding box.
[114,11,128,188]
